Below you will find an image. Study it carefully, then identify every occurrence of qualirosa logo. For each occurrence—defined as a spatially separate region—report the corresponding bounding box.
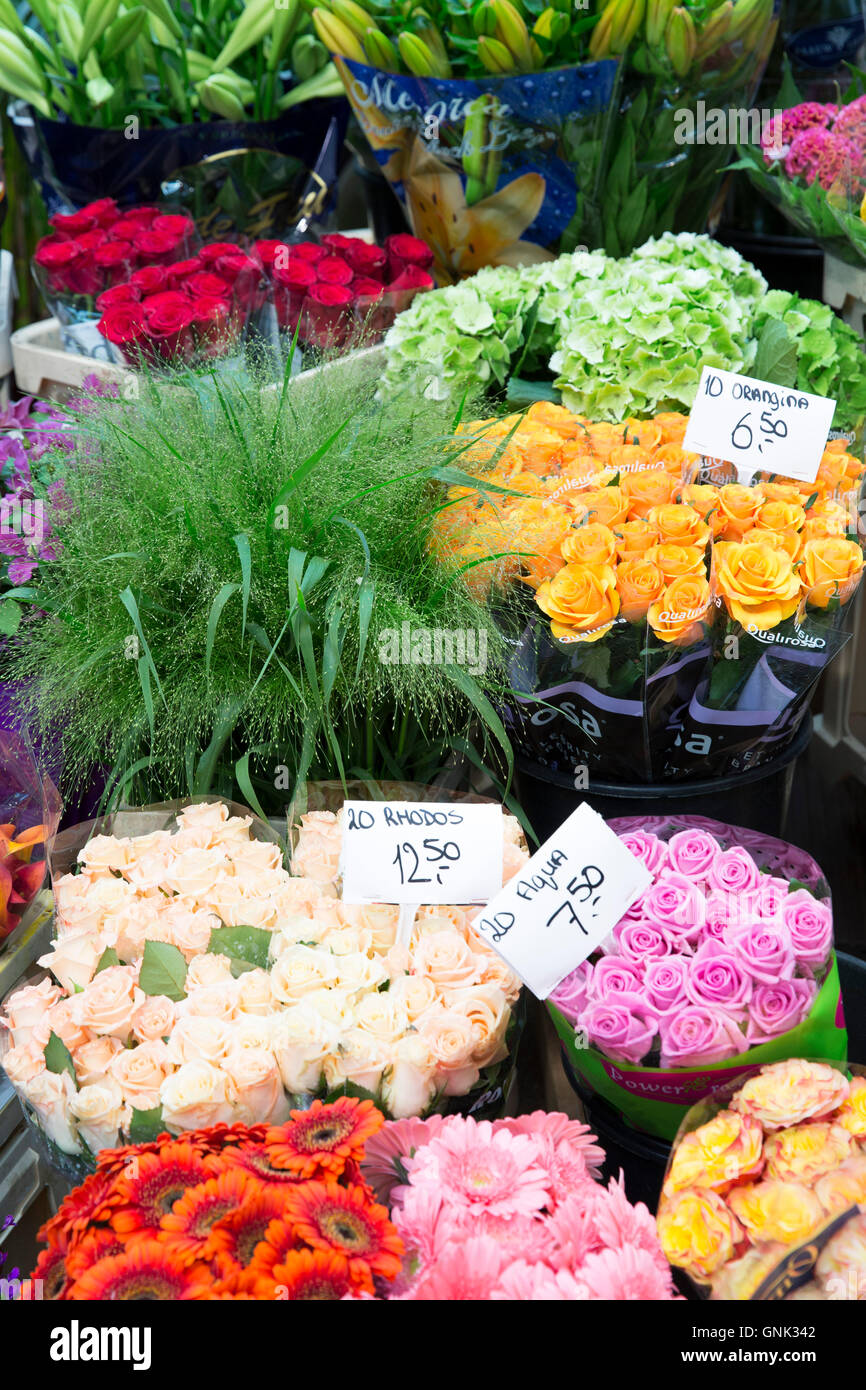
[50,1321,152,1371]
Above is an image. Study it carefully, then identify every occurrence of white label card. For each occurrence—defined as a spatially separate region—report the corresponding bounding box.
[683,365,836,485]
[340,800,503,905]
[469,803,652,999]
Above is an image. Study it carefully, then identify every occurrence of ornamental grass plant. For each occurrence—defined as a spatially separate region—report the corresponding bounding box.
[5,353,514,816]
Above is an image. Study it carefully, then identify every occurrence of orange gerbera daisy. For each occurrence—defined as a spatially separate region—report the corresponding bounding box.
[39,1170,121,1245]
[221,1142,306,1186]
[32,1236,72,1300]
[246,1214,304,1287]
[280,1182,403,1281]
[265,1099,384,1178]
[111,1143,218,1236]
[208,1186,287,1268]
[158,1169,253,1264]
[64,1228,126,1283]
[67,1239,213,1301]
[271,1248,361,1301]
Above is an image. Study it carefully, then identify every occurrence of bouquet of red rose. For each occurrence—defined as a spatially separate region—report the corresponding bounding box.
[33,199,197,359]
[255,231,434,351]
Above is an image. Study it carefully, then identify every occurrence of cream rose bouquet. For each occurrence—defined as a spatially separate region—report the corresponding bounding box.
[0,799,525,1176]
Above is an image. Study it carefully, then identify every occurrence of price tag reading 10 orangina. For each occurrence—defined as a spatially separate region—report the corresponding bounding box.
[469,803,652,999]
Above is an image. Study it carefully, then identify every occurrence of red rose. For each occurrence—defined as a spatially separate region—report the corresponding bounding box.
[185,270,232,299]
[122,206,161,225]
[389,264,435,312]
[142,297,195,360]
[98,304,147,355]
[351,276,384,301]
[133,229,185,265]
[130,265,168,294]
[74,230,108,253]
[254,240,284,269]
[165,258,203,288]
[151,213,196,241]
[198,242,244,265]
[321,233,359,254]
[214,252,263,310]
[385,233,434,280]
[81,197,120,228]
[272,260,317,330]
[93,240,132,290]
[190,296,237,355]
[345,241,387,280]
[34,239,81,271]
[96,284,141,311]
[142,290,189,312]
[352,277,394,338]
[290,242,324,264]
[49,209,97,235]
[301,282,353,348]
[315,256,353,286]
[106,220,142,243]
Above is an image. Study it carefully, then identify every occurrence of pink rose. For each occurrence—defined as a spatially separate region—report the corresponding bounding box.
[643,956,690,1015]
[613,921,672,964]
[746,979,818,1044]
[1,978,64,1048]
[131,995,177,1044]
[729,923,795,986]
[754,876,790,921]
[74,1036,124,1086]
[590,956,645,1005]
[666,829,720,881]
[582,1000,657,1065]
[781,890,833,970]
[549,960,593,1025]
[643,871,706,944]
[685,940,753,1018]
[705,888,758,934]
[618,831,668,875]
[659,1005,747,1067]
[707,846,761,896]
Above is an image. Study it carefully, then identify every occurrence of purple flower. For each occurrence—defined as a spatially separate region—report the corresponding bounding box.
[7,558,37,584]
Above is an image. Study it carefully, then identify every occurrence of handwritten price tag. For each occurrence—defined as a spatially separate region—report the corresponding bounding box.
[470,803,652,999]
[683,366,836,485]
[340,801,503,905]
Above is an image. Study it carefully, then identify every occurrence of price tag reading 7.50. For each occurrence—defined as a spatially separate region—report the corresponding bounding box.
[683,365,836,485]
[340,800,503,906]
[470,803,652,999]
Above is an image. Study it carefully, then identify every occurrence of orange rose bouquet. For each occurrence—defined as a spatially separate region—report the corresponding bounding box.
[657,1058,866,1300]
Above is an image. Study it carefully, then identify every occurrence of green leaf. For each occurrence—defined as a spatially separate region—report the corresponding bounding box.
[0,600,22,636]
[753,317,799,388]
[504,376,561,406]
[139,939,188,1001]
[95,946,120,973]
[128,1104,165,1144]
[233,532,251,640]
[207,924,271,972]
[788,877,818,898]
[44,1031,77,1088]
[205,582,240,678]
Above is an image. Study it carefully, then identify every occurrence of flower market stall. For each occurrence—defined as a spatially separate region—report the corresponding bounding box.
[1,0,866,1340]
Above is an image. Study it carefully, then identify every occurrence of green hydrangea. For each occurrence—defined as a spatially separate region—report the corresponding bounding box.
[750,289,866,434]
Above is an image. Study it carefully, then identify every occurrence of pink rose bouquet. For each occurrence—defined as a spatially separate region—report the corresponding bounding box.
[658,1059,866,1299]
[547,816,846,1141]
[359,1111,678,1300]
[0,798,525,1176]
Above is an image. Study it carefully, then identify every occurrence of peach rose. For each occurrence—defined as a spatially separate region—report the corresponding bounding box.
[31,997,92,1055]
[814,1155,866,1215]
[271,1007,337,1094]
[111,903,171,963]
[388,972,441,1021]
[79,834,135,872]
[300,988,356,1030]
[354,991,410,1043]
[648,575,711,645]
[834,1075,866,1138]
[291,811,342,884]
[800,537,864,609]
[273,877,335,917]
[560,522,617,567]
[166,1016,232,1067]
[381,1034,438,1119]
[160,1059,236,1133]
[323,1028,387,1095]
[472,947,523,1003]
[235,968,275,1016]
[421,1010,479,1095]
[159,905,219,961]
[732,1060,850,1130]
[178,982,238,1021]
[413,931,480,990]
[647,503,710,549]
[322,924,374,958]
[569,486,628,528]
[122,848,179,894]
[72,966,141,1041]
[502,841,529,884]
[209,814,255,849]
[109,1040,173,1109]
[714,541,801,630]
[226,839,283,876]
[2,1042,46,1088]
[24,1068,81,1153]
[222,1047,290,1125]
[615,558,665,622]
[763,1122,853,1184]
[664,1109,765,1196]
[613,518,660,560]
[446,983,510,1067]
[229,1017,274,1053]
[536,562,620,643]
[162,847,230,898]
[727,1180,825,1245]
[184,954,233,991]
[1,977,64,1047]
[213,895,280,932]
[175,801,229,832]
[74,1035,124,1086]
[334,951,389,996]
[56,876,137,937]
[716,484,763,540]
[656,1187,744,1279]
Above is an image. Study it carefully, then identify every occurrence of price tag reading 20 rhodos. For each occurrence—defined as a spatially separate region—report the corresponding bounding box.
[683,365,837,485]
[471,803,652,1000]
[340,801,503,906]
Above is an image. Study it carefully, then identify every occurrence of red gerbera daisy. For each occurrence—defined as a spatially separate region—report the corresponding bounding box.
[111,1144,218,1236]
[65,1228,127,1282]
[207,1187,287,1268]
[265,1099,384,1178]
[39,1170,121,1245]
[158,1169,253,1264]
[280,1181,403,1281]
[270,1247,359,1300]
[67,1239,213,1301]
[31,1236,71,1300]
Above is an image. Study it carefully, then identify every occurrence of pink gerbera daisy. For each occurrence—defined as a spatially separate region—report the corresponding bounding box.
[452,1209,551,1264]
[405,1119,551,1217]
[491,1260,567,1300]
[360,1115,448,1204]
[578,1244,677,1300]
[498,1111,605,1180]
[393,1185,461,1270]
[402,1235,506,1300]
[591,1176,672,1277]
[546,1193,604,1269]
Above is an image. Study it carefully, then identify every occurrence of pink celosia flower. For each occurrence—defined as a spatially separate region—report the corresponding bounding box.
[761,102,837,163]
[402,1235,507,1299]
[814,133,864,192]
[832,94,866,145]
[405,1118,551,1217]
[498,1110,606,1179]
[577,1243,677,1300]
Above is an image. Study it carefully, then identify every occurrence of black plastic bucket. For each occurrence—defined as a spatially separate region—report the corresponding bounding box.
[517,714,812,845]
[561,949,866,1215]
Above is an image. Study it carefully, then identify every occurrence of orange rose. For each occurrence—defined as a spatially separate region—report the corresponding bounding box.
[622,417,664,451]
[716,484,763,540]
[741,525,800,561]
[664,1109,765,1196]
[656,1188,744,1280]
[582,422,623,461]
[834,1075,866,1138]
[727,1180,825,1246]
[648,574,711,645]
[653,411,690,445]
[511,502,572,588]
[763,1122,853,1184]
[732,1060,850,1130]
[622,469,677,520]
[556,443,600,481]
[678,484,724,535]
[816,449,849,493]
[615,558,666,622]
[651,443,701,481]
[759,481,808,506]
[714,541,801,630]
[756,499,806,535]
[614,518,660,559]
[570,486,629,528]
[525,400,583,439]
[560,521,617,567]
[647,503,711,549]
[609,443,655,476]
[814,1155,866,1215]
[800,537,864,608]
[535,562,620,642]
[646,543,706,581]
[803,497,852,534]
